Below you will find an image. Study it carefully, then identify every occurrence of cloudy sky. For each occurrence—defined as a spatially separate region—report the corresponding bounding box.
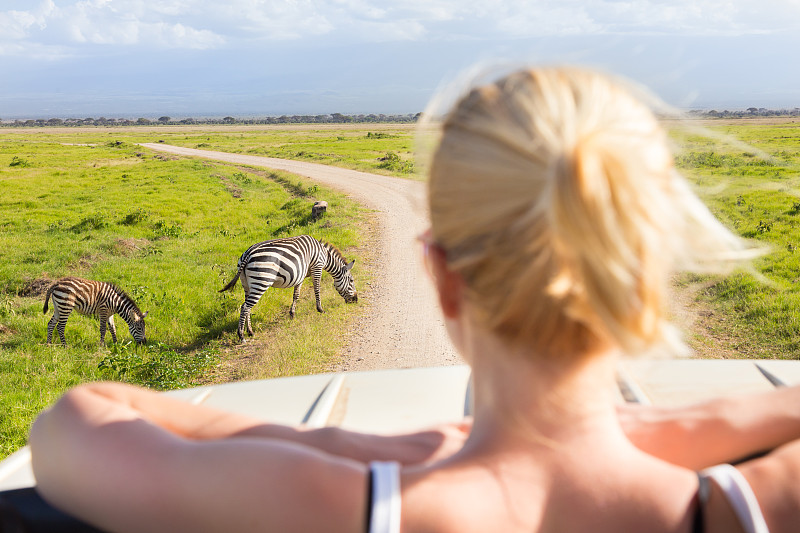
[1,0,799,119]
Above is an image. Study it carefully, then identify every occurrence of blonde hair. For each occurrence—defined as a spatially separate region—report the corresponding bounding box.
[426,66,750,358]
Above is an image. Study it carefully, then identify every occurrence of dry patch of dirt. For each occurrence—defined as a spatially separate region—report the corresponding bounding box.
[68,254,99,271]
[670,278,744,359]
[112,237,152,256]
[18,277,54,297]
[200,346,258,384]
[214,173,242,198]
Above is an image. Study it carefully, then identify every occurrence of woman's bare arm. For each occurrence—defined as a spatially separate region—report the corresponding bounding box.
[36,381,469,466]
[29,383,368,533]
[618,384,800,470]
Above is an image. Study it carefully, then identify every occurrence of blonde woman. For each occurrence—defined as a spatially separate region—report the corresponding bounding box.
[29,67,800,532]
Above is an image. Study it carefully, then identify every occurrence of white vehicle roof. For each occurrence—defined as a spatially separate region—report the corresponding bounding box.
[2,360,800,491]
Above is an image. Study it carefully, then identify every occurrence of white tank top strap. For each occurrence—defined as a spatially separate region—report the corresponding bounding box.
[698,463,769,533]
[368,461,401,533]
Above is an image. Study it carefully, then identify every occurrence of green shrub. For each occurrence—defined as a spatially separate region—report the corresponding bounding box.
[377,152,414,174]
[98,341,220,390]
[121,208,150,225]
[153,220,183,238]
[71,214,108,232]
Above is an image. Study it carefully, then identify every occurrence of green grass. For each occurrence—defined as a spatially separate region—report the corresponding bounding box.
[0,131,369,458]
[3,118,800,459]
[671,119,800,358]
[0,123,419,179]
[160,126,419,177]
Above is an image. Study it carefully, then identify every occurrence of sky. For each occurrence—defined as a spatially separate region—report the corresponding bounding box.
[1,0,799,119]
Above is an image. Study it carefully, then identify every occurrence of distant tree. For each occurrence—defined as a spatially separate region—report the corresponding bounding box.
[223,116,236,124]
[137,118,151,125]
[158,116,171,123]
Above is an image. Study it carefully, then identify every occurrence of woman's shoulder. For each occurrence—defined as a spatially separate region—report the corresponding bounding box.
[736,447,800,533]
[398,455,698,533]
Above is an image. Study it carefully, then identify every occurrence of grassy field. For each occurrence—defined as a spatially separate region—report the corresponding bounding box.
[1,118,800,460]
[0,123,419,178]
[0,127,390,458]
[670,118,800,358]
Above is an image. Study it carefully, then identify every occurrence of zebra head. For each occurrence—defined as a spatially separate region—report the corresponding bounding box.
[334,259,358,304]
[128,311,148,344]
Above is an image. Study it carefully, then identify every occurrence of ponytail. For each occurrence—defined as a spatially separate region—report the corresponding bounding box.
[549,127,670,354]
[427,66,751,358]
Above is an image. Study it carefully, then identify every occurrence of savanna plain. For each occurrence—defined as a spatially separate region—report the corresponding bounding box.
[1,119,799,459]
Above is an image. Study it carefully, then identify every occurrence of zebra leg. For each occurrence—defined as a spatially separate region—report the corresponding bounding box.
[108,315,118,343]
[290,282,303,319]
[46,312,58,345]
[56,310,71,346]
[237,302,254,342]
[240,275,255,338]
[311,267,324,313]
[99,312,108,345]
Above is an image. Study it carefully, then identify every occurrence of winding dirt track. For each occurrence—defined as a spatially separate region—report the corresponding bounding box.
[140,143,462,371]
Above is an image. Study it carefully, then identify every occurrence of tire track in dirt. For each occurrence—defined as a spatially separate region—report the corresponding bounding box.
[140,143,462,371]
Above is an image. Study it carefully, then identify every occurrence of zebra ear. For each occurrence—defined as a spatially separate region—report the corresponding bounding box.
[346,260,355,271]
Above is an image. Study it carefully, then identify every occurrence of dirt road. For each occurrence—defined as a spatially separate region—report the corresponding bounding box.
[140,143,462,371]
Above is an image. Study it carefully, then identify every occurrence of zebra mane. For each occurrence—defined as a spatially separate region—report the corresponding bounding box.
[320,239,347,264]
[109,283,143,316]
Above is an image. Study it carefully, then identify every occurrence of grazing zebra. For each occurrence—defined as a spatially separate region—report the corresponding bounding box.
[43,277,148,346]
[220,235,358,341]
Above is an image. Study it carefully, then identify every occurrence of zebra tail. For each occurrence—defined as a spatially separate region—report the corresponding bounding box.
[219,270,241,293]
[43,283,56,314]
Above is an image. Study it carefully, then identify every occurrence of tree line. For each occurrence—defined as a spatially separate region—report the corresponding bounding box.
[0,113,422,128]
[686,107,800,119]
[3,108,798,127]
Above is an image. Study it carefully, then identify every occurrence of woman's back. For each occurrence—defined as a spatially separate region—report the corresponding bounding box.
[394,351,701,533]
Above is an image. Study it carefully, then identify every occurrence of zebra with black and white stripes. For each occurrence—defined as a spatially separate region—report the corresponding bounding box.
[220,235,358,341]
[43,277,148,345]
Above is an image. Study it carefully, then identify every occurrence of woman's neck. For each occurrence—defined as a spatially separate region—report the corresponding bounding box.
[458,324,628,457]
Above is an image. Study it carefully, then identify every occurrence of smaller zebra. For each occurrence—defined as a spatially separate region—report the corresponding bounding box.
[43,277,148,346]
[220,235,358,342]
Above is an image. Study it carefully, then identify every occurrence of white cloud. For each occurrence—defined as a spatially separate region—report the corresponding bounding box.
[0,0,54,40]
[1,0,799,59]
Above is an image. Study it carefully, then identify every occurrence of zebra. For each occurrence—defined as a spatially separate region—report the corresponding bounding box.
[43,277,148,346]
[220,235,358,341]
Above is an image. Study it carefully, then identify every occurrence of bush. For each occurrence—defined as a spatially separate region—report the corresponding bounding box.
[121,208,150,226]
[153,220,183,238]
[71,214,108,232]
[377,152,414,174]
[98,341,220,390]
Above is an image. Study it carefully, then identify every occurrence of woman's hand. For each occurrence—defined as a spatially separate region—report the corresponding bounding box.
[617,385,800,470]
[386,418,473,466]
[294,417,473,466]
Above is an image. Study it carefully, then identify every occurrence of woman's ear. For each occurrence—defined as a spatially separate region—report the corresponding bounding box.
[428,244,464,319]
